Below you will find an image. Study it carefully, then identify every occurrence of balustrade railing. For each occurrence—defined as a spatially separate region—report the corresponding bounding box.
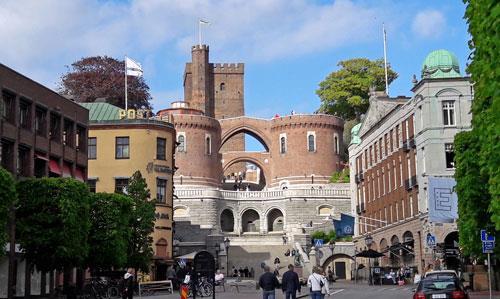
[174,187,350,200]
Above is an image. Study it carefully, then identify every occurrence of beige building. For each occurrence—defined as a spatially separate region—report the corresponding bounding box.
[82,102,176,280]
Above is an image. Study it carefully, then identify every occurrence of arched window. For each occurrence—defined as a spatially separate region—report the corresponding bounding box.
[177,134,185,152]
[280,135,287,154]
[156,238,168,258]
[205,135,211,155]
[308,134,315,152]
[220,82,226,91]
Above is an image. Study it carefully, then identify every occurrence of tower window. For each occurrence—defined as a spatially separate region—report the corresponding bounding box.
[445,143,455,169]
[308,133,316,152]
[177,134,186,152]
[442,101,456,126]
[334,134,339,154]
[220,82,225,91]
[156,178,167,203]
[280,134,287,154]
[156,137,166,160]
[205,135,212,155]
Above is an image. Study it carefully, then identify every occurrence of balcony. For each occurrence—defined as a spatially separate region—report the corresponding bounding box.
[405,175,418,190]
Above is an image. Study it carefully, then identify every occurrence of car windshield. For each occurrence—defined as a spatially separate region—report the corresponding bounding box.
[422,279,457,291]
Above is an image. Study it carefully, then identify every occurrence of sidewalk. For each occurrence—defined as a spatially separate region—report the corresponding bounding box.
[469,290,500,299]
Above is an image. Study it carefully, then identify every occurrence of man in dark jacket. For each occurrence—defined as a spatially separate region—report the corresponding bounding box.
[258,265,280,299]
[121,268,134,299]
[281,264,301,299]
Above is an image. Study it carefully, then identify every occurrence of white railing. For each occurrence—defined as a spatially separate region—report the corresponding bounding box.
[174,188,350,200]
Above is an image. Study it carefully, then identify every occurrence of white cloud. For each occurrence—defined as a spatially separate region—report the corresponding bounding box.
[412,10,446,39]
[0,0,385,88]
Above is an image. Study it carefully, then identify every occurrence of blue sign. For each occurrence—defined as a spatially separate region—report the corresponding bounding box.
[482,241,495,254]
[314,239,324,248]
[426,233,436,248]
[481,230,495,242]
[428,177,458,223]
[333,213,355,237]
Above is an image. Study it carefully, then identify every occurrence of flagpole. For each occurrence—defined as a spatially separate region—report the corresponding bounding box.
[198,20,202,46]
[124,55,128,111]
[383,23,389,96]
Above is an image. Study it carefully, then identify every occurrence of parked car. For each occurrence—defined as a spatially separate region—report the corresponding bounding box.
[424,270,458,279]
[413,276,469,299]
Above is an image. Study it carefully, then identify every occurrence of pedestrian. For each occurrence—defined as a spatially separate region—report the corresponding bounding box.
[259,265,280,299]
[413,269,421,285]
[239,267,244,277]
[244,266,249,278]
[232,266,238,277]
[250,267,255,278]
[166,266,177,289]
[307,266,330,298]
[121,268,134,299]
[327,266,334,282]
[282,264,301,299]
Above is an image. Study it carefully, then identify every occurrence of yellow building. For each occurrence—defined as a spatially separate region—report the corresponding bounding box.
[82,103,175,279]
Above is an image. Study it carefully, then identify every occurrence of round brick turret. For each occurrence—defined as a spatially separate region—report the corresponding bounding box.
[157,107,223,188]
[269,114,344,189]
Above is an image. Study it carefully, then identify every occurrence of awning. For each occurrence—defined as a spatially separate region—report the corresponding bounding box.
[174,251,197,260]
[74,168,85,182]
[49,160,61,175]
[35,154,49,161]
[62,163,72,178]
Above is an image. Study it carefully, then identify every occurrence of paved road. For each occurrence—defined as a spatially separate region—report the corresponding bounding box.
[145,281,415,299]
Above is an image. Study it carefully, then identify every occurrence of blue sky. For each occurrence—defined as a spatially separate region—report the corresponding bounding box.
[0,0,469,126]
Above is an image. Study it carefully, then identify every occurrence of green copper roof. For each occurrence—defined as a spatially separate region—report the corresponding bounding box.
[350,123,361,145]
[421,49,461,79]
[80,102,121,121]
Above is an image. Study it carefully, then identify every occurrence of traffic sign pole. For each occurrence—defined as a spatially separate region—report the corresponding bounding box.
[488,253,492,299]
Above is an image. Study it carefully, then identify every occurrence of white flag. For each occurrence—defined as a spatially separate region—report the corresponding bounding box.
[125,57,143,77]
[199,19,210,25]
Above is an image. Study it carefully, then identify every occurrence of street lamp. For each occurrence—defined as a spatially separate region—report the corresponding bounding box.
[214,244,220,269]
[224,238,230,276]
[365,235,373,285]
[329,240,336,256]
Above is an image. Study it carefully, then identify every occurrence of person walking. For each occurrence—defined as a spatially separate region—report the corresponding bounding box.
[307,267,330,299]
[121,268,134,299]
[282,264,301,299]
[259,265,280,299]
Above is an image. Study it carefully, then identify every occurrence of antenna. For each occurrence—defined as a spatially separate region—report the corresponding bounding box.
[383,23,389,96]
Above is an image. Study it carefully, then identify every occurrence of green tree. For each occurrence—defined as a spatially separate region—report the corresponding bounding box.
[16,178,91,272]
[455,0,500,257]
[311,230,336,243]
[0,167,16,252]
[87,193,133,271]
[317,58,398,121]
[330,167,350,183]
[126,171,155,272]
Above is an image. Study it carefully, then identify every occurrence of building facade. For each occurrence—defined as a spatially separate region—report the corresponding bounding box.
[83,103,176,280]
[349,50,472,272]
[0,63,89,298]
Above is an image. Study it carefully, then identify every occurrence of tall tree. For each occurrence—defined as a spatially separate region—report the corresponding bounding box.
[125,171,155,272]
[16,178,91,272]
[455,0,499,256]
[317,58,398,121]
[87,193,133,271]
[0,167,16,252]
[59,56,152,109]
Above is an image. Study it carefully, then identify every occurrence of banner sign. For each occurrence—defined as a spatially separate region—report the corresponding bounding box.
[333,213,355,237]
[428,177,458,223]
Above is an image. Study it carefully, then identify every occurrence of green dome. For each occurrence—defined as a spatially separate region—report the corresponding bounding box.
[421,49,461,79]
[350,123,362,145]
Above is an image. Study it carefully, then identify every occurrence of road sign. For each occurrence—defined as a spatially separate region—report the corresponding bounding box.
[314,239,324,248]
[482,240,495,254]
[481,229,495,242]
[426,233,436,248]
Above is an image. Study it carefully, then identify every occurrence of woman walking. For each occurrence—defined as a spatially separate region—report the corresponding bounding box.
[307,267,331,298]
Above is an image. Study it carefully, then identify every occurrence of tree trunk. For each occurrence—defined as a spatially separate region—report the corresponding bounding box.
[40,271,47,297]
[24,260,32,299]
[49,271,54,298]
[7,206,17,299]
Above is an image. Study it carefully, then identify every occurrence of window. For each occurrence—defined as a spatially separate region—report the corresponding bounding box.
[76,126,86,152]
[1,139,14,172]
[87,179,97,193]
[157,138,166,160]
[409,196,414,217]
[280,134,287,154]
[63,119,74,147]
[35,107,47,136]
[205,135,212,155]
[115,178,129,193]
[116,137,130,159]
[88,137,97,159]
[442,101,455,126]
[445,143,455,169]
[177,133,185,152]
[334,134,339,154]
[1,90,15,123]
[390,130,394,152]
[17,146,30,177]
[220,82,225,91]
[308,133,315,152]
[49,113,61,141]
[19,99,31,130]
[156,178,167,203]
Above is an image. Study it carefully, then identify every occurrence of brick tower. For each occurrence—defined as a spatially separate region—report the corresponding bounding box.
[184,45,245,174]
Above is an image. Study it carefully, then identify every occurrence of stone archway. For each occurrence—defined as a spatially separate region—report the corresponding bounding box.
[322,254,354,280]
[267,208,284,232]
[390,235,400,266]
[222,154,270,189]
[241,209,260,233]
[220,209,235,232]
[402,231,415,266]
[220,117,272,152]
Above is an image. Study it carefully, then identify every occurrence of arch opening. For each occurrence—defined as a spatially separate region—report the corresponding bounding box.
[220,128,270,152]
[267,208,284,232]
[222,159,266,191]
[241,209,260,233]
[220,209,235,232]
[402,231,415,266]
[444,231,460,271]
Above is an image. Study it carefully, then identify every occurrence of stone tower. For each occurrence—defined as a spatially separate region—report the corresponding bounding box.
[184,45,245,174]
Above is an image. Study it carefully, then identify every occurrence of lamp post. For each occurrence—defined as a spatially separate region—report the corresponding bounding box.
[365,235,373,285]
[214,244,220,270]
[224,238,230,276]
[328,240,336,279]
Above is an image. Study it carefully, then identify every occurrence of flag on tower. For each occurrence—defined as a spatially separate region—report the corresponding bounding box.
[199,19,210,25]
[125,57,143,77]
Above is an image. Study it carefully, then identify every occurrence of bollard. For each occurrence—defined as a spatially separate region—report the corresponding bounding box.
[180,285,189,299]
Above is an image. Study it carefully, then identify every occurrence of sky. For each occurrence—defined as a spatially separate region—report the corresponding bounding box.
[0,0,470,149]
